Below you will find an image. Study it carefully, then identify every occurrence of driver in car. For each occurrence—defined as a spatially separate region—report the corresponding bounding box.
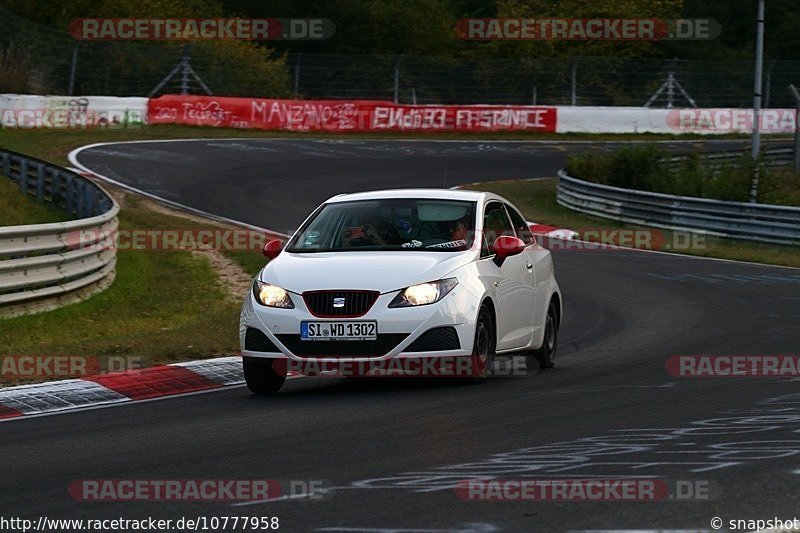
[341,216,387,247]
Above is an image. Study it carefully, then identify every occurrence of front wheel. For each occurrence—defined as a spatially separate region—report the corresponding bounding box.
[533,302,558,369]
[243,357,287,394]
[469,305,495,383]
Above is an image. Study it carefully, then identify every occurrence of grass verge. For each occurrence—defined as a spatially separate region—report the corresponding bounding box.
[0,175,72,225]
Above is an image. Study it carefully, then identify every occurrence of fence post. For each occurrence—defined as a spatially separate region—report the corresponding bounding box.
[749,0,766,203]
[68,43,80,96]
[764,59,777,108]
[790,84,800,175]
[180,44,191,95]
[393,55,404,104]
[570,59,579,106]
[293,52,301,98]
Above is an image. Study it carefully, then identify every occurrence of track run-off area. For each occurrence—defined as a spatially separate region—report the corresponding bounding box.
[2,138,799,532]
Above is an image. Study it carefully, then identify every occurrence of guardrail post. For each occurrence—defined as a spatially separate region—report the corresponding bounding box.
[51,170,61,207]
[85,186,95,217]
[19,159,28,194]
[98,194,110,214]
[76,179,85,218]
[36,165,46,200]
[65,174,75,215]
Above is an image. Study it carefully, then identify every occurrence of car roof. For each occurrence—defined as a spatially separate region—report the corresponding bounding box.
[325,188,497,204]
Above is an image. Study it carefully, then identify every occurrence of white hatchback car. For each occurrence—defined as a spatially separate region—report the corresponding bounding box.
[240,189,562,393]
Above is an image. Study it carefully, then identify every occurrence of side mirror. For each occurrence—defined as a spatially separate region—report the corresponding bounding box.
[262,239,284,260]
[492,235,526,265]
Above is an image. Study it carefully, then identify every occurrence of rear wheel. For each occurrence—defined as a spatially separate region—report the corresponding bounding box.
[533,302,558,369]
[469,305,495,383]
[243,357,287,394]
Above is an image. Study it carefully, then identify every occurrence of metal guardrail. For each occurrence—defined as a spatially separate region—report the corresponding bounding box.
[0,149,119,317]
[557,166,800,246]
[665,146,794,170]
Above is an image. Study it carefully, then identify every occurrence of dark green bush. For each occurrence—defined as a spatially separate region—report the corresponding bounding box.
[567,145,800,206]
[567,144,667,190]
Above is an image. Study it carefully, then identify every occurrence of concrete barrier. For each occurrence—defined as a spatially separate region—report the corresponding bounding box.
[0,94,147,129]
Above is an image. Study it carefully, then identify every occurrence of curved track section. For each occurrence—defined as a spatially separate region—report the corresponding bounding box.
[71,138,752,233]
[2,138,798,531]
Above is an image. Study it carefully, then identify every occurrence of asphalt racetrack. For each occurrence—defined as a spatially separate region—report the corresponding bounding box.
[73,138,755,233]
[2,139,799,532]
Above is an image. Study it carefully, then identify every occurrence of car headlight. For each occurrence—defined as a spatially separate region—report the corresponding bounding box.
[253,280,294,308]
[389,278,458,308]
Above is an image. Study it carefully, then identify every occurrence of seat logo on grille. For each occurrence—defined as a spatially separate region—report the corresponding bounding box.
[332,297,346,308]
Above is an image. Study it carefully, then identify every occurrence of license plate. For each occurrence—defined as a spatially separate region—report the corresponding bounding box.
[301,321,377,341]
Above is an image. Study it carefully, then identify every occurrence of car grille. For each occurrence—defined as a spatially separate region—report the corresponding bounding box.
[405,327,461,352]
[302,290,379,317]
[244,327,281,353]
[275,334,408,357]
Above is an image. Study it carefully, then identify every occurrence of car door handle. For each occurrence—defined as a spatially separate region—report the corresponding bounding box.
[525,262,533,269]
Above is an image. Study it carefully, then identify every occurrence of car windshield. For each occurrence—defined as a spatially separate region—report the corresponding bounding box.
[286,198,476,252]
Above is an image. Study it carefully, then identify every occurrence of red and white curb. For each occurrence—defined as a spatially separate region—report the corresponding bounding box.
[0,356,254,421]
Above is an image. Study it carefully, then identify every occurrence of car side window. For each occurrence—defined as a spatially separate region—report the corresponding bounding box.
[505,204,534,245]
[481,201,515,257]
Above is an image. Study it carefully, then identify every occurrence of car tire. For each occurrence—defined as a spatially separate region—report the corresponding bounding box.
[469,305,495,383]
[243,356,287,394]
[533,302,558,369]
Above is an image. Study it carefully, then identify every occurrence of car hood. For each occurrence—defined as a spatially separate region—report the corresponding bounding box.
[260,251,475,294]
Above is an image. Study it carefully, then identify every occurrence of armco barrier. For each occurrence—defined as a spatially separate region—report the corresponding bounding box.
[666,146,794,169]
[556,168,800,246]
[0,150,119,317]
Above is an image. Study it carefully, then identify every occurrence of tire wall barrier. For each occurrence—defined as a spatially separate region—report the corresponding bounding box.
[0,149,119,317]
